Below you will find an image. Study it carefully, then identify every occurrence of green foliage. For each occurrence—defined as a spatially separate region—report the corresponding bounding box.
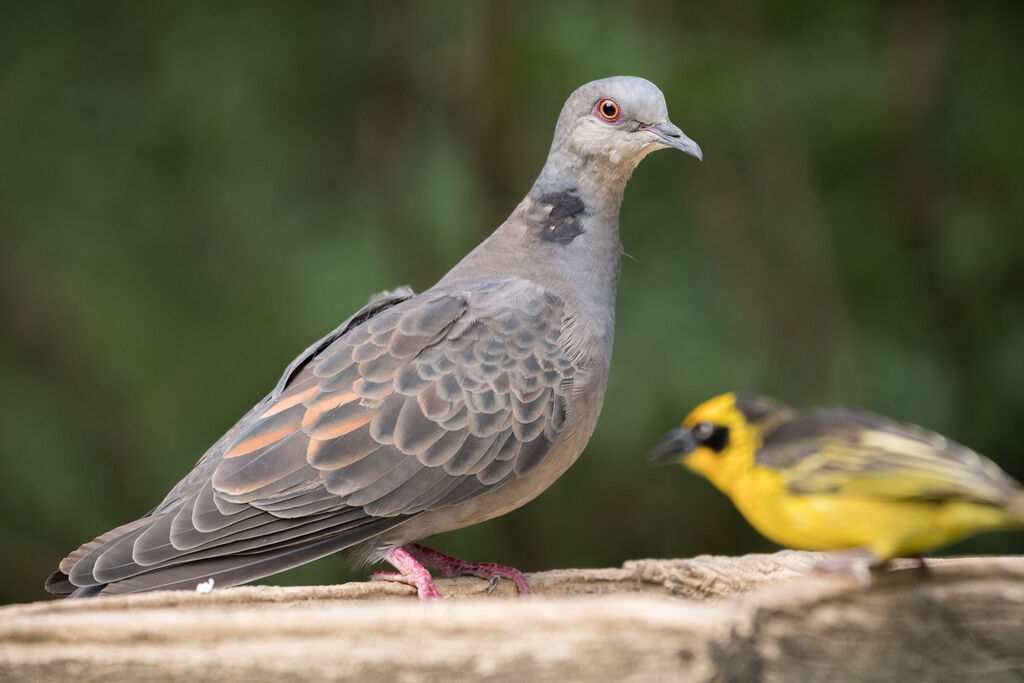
[2,1,1022,603]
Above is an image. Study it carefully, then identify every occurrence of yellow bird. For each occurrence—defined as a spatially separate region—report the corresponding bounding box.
[650,393,1024,566]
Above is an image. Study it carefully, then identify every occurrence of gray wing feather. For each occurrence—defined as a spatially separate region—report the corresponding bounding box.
[272,287,415,396]
[53,278,574,595]
[224,278,572,513]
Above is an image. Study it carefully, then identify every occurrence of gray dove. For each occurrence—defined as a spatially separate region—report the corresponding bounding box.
[47,76,701,599]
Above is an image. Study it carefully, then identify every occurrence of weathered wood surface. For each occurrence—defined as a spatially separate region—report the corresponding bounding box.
[2,551,1024,682]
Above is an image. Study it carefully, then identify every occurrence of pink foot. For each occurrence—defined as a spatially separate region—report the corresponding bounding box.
[372,547,442,599]
[407,543,531,595]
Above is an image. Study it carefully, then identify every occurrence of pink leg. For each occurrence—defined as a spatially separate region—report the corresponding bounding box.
[407,543,531,595]
[371,547,442,599]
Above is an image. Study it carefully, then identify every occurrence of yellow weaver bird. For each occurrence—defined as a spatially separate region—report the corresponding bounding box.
[650,393,1024,566]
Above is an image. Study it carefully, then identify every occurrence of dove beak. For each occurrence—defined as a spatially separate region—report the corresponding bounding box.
[641,121,703,161]
[648,427,699,465]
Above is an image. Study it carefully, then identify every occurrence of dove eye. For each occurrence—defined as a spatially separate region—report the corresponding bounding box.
[596,98,621,122]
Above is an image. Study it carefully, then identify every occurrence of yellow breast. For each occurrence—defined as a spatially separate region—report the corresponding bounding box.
[728,467,1015,559]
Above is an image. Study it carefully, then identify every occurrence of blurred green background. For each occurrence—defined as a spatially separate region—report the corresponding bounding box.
[2,1,1023,604]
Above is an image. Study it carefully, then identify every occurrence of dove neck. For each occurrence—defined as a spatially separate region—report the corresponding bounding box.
[439,156,627,332]
[532,153,633,218]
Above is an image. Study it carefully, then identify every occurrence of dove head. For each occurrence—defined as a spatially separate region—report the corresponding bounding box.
[446,77,700,294]
[547,76,702,172]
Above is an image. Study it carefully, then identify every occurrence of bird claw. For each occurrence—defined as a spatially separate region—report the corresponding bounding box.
[376,546,532,599]
[379,549,442,599]
[406,543,531,595]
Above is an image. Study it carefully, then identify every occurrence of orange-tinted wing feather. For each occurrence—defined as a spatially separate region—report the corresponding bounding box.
[212,279,572,518]
[51,278,574,596]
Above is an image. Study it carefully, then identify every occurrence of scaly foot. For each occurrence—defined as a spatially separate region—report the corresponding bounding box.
[371,547,442,599]
[407,543,531,595]
[370,544,531,599]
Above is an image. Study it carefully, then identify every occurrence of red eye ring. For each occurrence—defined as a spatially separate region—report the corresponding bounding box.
[596,98,620,121]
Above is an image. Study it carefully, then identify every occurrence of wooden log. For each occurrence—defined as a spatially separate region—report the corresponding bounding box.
[2,552,1023,681]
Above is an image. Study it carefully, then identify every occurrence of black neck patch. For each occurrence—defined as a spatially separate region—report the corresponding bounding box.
[535,189,586,244]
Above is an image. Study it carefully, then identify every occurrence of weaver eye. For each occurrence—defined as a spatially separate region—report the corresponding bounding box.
[693,421,714,440]
[693,422,730,453]
[597,98,619,121]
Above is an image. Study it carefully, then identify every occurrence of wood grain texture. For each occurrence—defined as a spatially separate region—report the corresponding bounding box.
[7,551,1024,681]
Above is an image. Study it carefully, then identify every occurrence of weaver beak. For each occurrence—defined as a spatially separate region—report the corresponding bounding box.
[648,427,699,465]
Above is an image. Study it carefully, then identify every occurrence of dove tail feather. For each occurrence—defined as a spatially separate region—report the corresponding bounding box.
[56,516,401,597]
